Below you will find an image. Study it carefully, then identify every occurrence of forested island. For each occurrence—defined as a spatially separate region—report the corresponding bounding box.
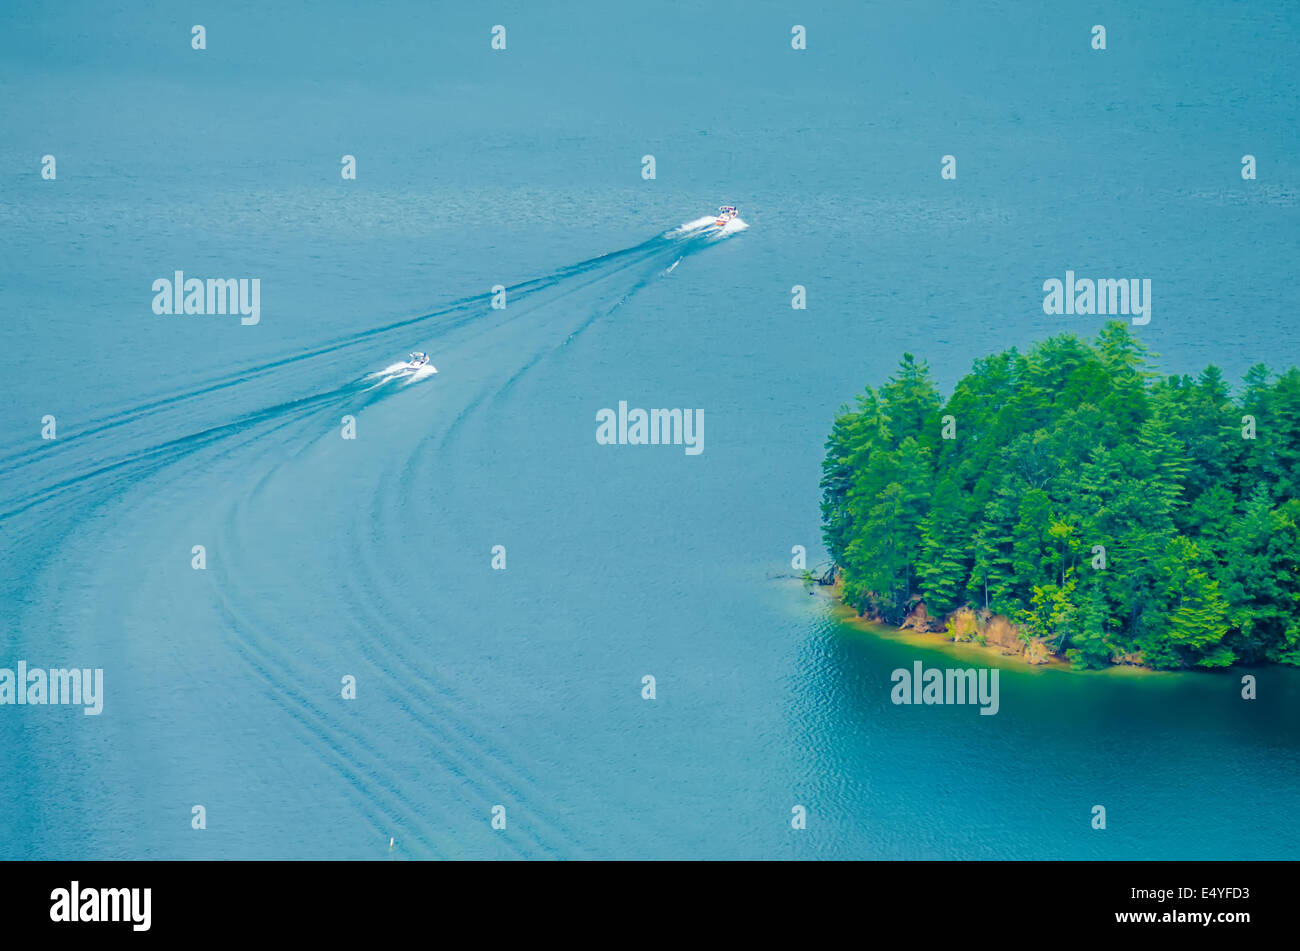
[820,322,1300,669]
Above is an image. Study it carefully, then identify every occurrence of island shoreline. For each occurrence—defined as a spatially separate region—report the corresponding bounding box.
[818,578,1165,675]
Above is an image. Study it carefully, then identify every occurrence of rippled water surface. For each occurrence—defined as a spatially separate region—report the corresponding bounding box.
[1,0,1297,858]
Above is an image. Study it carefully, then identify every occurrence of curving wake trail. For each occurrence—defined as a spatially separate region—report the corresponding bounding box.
[0,218,737,523]
[0,216,743,859]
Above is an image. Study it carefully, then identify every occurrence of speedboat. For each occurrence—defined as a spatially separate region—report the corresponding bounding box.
[714,205,738,227]
[364,351,436,388]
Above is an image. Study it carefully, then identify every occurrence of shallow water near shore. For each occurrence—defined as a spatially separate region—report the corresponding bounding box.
[807,586,1300,858]
[1,0,1298,859]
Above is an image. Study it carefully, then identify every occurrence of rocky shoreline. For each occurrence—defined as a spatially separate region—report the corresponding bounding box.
[829,580,1151,670]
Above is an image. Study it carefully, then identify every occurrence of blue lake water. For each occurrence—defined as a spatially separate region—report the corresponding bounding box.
[1,0,1297,859]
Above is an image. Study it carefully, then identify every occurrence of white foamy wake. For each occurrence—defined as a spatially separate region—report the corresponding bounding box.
[673,215,750,238]
[365,361,439,389]
[675,216,718,232]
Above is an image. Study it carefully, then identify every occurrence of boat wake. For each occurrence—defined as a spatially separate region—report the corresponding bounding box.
[0,210,748,859]
[365,361,439,389]
[673,215,750,238]
[0,213,744,523]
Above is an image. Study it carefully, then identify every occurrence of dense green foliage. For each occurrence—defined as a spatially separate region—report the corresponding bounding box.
[820,322,1300,669]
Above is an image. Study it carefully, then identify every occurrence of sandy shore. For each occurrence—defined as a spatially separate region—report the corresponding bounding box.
[813,579,1160,674]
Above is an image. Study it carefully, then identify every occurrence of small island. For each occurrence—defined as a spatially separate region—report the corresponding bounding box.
[819,322,1300,670]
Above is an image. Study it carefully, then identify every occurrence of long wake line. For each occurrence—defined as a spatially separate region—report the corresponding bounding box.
[0,217,744,521]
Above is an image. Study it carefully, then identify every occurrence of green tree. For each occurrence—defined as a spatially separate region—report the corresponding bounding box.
[821,324,1300,669]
